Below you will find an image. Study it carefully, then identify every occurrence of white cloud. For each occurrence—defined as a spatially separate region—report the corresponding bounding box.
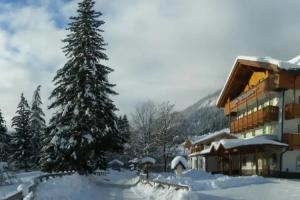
[1,0,300,128]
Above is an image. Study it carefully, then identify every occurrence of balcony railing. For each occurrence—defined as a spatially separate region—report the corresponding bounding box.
[282,133,300,150]
[224,76,277,116]
[285,103,300,120]
[230,106,279,133]
[190,146,203,154]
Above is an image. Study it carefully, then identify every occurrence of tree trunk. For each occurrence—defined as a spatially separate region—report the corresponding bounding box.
[163,143,167,172]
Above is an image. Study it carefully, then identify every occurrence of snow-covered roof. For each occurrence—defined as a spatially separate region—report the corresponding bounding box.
[199,136,288,155]
[217,55,300,107]
[171,156,188,170]
[288,54,300,65]
[192,128,234,145]
[128,158,139,163]
[108,159,124,166]
[141,157,156,164]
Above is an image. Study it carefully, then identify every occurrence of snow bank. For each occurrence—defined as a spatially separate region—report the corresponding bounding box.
[152,169,268,191]
[171,156,188,169]
[132,182,189,200]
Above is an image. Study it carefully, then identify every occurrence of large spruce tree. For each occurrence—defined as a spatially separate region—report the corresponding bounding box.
[0,109,8,162]
[30,85,46,166]
[42,0,118,174]
[9,93,33,170]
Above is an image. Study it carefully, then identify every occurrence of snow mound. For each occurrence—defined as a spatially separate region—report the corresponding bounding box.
[152,169,269,191]
[182,169,216,180]
[171,156,188,169]
[141,157,156,164]
[133,182,189,200]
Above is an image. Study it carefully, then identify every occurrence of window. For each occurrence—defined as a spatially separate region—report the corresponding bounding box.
[263,126,266,135]
[271,154,277,164]
[297,155,300,170]
[242,157,247,166]
[298,124,300,133]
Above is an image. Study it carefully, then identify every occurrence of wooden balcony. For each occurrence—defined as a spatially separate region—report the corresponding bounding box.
[285,103,300,120]
[191,146,203,154]
[283,133,300,150]
[224,76,277,116]
[230,106,279,133]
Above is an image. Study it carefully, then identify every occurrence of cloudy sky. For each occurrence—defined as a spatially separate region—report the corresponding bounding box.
[1,0,300,127]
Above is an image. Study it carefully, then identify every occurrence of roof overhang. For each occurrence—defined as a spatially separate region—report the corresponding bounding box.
[216,56,282,108]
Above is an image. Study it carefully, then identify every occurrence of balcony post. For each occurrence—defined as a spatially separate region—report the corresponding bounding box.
[246,95,248,129]
[255,148,259,175]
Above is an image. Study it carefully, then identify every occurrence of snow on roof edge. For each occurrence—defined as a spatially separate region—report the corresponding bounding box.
[192,128,232,145]
[108,159,124,166]
[199,136,288,155]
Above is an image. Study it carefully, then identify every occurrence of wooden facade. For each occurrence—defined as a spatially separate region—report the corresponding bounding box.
[283,133,300,150]
[203,56,300,177]
[285,103,300,120]
[230,105,278,133]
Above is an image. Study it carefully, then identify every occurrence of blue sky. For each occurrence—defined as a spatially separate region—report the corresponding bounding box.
[1,0,300,128]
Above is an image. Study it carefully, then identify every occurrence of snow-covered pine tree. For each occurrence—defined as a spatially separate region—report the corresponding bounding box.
[0,109,8,162]
[30,85,46,167]
[9,93,33,170]
[42,0,119,174]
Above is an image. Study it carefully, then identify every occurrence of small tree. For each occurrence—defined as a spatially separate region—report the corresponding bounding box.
[9,93,33,170]
[154,102,181,172]
[30,85,46,167]
[0,109,8,162]
[130,101,157,157]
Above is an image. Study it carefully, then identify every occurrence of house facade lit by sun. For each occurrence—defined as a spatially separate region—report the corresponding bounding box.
[189,55,300,177]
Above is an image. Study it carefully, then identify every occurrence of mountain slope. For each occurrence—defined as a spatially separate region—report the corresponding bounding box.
[180,90,229,135]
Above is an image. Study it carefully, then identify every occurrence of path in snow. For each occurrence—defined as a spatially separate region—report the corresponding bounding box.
[35,173,144,200]
[94,182,143,200]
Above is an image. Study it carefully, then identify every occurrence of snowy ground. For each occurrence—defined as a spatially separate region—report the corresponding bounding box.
[0,171,42,198]
[35,170,142,200]
[4,169,298,200]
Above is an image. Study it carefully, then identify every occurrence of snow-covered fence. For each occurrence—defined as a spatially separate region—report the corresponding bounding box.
[139,176,189,191]
[2,191,23,200]
[2,172,74,200]
[93,170,109,176]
